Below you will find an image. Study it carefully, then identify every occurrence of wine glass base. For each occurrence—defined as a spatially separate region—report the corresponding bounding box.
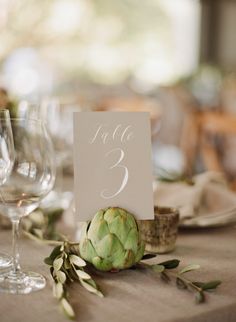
[0,253,12,272]
[0,271,46,294]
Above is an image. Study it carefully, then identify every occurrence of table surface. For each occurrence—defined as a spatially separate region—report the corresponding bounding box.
[0,224,236,322]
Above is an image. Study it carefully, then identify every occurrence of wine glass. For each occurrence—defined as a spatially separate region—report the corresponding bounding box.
[40,98,78,170]
[0,118,56,294]
[0,109,15,272]
[18,99,75,208]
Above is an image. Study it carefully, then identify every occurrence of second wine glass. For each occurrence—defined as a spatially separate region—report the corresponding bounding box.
[0,117,56,294]
[0,109,14,272]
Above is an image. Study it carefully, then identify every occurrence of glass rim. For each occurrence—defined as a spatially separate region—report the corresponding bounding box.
[0,117,47,128]
[0,117,43,122]
[0,108,10,113]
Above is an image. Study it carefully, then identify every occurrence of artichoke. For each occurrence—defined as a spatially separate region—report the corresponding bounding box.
[79,207,145,271]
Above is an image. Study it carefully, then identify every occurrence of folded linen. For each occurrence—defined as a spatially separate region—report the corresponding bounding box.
[153,171,228,220]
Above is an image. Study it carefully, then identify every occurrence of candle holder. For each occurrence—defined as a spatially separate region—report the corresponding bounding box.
[140,206,179,254]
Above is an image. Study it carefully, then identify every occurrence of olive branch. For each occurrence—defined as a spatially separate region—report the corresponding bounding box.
[22,209,222,320]
[139,255,221,304]
[43,243,221,320]
[44,242,103,319]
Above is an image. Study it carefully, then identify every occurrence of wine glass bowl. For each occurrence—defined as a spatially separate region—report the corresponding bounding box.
[0,118,56,294]
[0,109,15,272]
[0,119,55,219]
[0,110,14,184]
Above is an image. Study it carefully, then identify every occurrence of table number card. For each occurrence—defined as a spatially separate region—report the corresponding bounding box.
[73,112,154,221]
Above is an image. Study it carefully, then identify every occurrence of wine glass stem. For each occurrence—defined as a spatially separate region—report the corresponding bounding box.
[12,218,21,274]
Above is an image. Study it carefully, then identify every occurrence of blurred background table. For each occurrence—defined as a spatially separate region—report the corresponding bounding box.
[1,224,236,322]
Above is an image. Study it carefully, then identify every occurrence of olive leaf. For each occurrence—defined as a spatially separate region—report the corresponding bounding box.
[60,298,75,320]
[56,270,67,284]
[64,258,72,270]
[161,271,171,283]
[69,254,86,267]
[53,257,63,271]
[53,282,64,299]
[202,280,221,291]
[141,254,157,260]
[195,291,205,303]
[202,280,222,291]
[44,256,53,266]
[179,264,200,275]
[75,270,91,280]
[151,264,165,273]
[49,245,62,261]
[79,278,104,298]
[50,266,54,278]
[32,228,43,239]
[158,259,180,269]
[176,278,187,289]
[193,280,221,291]
[85,277,98,289]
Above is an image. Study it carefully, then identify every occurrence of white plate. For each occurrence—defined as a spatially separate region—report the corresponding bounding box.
[179,184,236,228]
[179,209,236,228]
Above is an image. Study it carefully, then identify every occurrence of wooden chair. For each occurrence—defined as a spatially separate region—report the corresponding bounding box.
[181,109,236,187]
[95,96,162,139]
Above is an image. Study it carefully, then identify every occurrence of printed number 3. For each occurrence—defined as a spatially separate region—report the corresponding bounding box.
[100,148,128,199]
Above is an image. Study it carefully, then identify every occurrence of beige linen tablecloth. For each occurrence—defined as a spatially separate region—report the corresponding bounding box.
[1,225,236,322]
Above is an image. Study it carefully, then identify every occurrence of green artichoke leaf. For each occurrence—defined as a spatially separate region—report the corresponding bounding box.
[124,228,139,254]
[135,242,145,263]
[88,218,110,245]
[107,214,131,245]
[124,211,137,229]
[79,238,97,263]
[80,222,90,241]
[96,233,123,259]
[92,256,113,271]
[111,247,127,269]
[103,207,120,224]
[90,210,105,225]
[116,249,135,269]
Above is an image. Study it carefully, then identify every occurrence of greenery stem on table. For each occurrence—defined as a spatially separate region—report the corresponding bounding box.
[138,257,221,303]
[42,241,221,319]
[155,168,195,185]
[22,207,222,320]
[44,242,103,319]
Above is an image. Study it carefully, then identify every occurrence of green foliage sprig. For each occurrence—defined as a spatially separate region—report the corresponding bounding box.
[22,207,64,242]
[139,257,221,303]
[22,209,221,320]
[44,242,103,319]
[43,243,221,320]
[156,168,194,185]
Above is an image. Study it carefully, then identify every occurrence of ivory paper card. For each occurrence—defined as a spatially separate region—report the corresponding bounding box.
[73,112,154,221]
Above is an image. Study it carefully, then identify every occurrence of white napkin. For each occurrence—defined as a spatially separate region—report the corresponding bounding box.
[153,171,227,220]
